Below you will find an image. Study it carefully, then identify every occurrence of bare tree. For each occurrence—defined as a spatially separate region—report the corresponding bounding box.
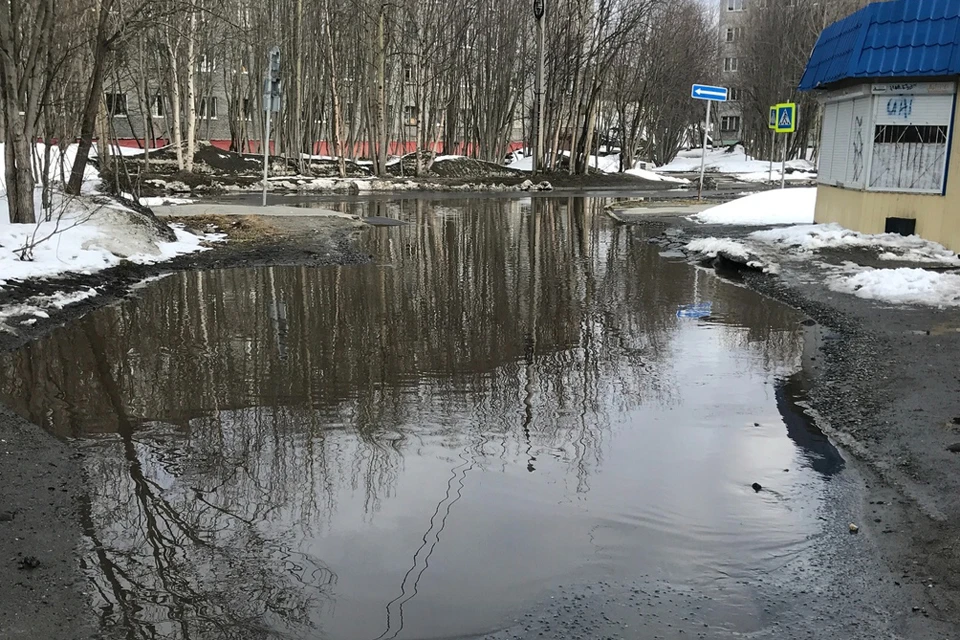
[0,0,55,223]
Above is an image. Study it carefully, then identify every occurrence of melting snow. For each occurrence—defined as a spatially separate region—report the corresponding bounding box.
[691,188,817,226]
[829,268,960,307]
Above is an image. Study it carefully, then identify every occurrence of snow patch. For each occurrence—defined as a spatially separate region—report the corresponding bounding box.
[751,223,960,264]
[686,238,751,261]
[829,268,960,307]
[0,287,99,331]
[657,145,816,177]
[625,167,690,184]
[691,188,817,226]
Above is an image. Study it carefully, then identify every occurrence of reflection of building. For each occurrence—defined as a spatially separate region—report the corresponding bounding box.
[799,0,960,251]
[717,0,748,144]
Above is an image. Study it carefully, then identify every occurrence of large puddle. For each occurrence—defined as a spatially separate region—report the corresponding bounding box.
[0,197,844,639]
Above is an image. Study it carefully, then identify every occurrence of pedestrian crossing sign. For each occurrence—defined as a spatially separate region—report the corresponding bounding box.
[769,106,777,129]
[775,103,797,133]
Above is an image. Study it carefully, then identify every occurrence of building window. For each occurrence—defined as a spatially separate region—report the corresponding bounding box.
[403,105,419,125]
[105,93,127,117]
[757,0,769,7]
[242,97,254,120]
[149,95,164,118]
[727,0,745,11]
[403,66,414,83]
[721,116,741,132]
[870,124,949,192]
[726,27,743,42]
[198,55,217,73]
[728,87,742,101]
[724,57,739,72]
[198,96,218,119]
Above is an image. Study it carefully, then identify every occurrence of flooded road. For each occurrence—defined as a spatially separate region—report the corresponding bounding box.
[0,197,846,640]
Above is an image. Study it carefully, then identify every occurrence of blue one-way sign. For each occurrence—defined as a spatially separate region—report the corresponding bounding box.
[691,84,728,101]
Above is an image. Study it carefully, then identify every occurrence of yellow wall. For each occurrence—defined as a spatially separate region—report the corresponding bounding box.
[814,103,960,252]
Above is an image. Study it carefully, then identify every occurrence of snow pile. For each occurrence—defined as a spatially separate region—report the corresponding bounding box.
[657,146,772,174]
[686,237,751,261]
[829,268,960,307]
[0,203,221,288]
[657,145,816,177]
[506,151,688,180]
[625,167,690,184]
[751,223,960,264]
[736,170,817,183]
[121,192,194,207]
[685,237,777,273]
[691,188,816,226]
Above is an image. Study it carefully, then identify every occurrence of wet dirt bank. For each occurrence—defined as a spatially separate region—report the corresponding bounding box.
[628,215,960,637]
[0,214,367,639]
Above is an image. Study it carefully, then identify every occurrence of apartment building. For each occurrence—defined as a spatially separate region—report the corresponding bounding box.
[718,0,748,144]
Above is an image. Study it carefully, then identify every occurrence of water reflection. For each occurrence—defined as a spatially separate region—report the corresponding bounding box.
[0,196,842,640]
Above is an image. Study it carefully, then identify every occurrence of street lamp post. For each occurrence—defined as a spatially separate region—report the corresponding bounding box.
[262,46,282,207]
[532,0,546,175]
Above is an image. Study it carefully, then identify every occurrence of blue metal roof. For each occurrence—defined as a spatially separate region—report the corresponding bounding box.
[798,0,960,91]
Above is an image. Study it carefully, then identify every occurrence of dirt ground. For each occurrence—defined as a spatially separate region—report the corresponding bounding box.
[102,144,681,197]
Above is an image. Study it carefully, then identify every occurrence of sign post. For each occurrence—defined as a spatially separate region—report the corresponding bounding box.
[774,102,797,190]
[532,0,546,175]
[768,106,777,183]
[263,47,282,207]
[691,84,728,200]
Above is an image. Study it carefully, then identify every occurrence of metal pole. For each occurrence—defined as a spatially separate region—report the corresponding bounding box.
[768,130,774,183]
[534,15,545,175]
[698,99,711,201]
[262,109,272,207]
[780,133,788,190]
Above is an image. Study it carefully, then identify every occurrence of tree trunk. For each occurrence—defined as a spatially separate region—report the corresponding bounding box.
[67,0,115,196]
[184,9,197,172]
[322,0,347,178]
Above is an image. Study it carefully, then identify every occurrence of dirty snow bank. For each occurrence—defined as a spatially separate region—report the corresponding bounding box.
[625,167,690,184]
[0,207,221,288]
[829,268,960,307]
[752,223,960,264]
[657,145,815,175]
[0,288,99,325]
[686,238,751,261]
[685,237,778,273]
[691,188,816,225]
[507,152,690,182]
[685,220,960,307]
[1,142,219,296]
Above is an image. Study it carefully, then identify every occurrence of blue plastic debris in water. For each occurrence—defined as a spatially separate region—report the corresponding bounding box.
[676,302,712,319]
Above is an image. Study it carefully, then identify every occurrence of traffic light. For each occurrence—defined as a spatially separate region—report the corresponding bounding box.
[263,47,282,113]
[268,47,281,82]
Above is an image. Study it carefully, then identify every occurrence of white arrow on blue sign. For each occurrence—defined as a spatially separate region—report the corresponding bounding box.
[691,84,728,102]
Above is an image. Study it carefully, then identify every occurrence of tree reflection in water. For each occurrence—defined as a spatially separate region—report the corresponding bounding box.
[0,196,810,639]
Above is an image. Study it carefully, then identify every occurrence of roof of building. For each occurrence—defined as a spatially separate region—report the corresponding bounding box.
[798,0,960,91]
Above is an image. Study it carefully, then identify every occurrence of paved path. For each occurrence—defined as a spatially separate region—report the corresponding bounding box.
[607,203,711,223]
[153,203,359,220]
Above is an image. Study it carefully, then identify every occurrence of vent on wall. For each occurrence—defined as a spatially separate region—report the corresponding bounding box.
[885,217,916,236]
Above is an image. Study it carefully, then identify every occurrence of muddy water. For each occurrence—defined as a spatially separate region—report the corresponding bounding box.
[0,197,843,640]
